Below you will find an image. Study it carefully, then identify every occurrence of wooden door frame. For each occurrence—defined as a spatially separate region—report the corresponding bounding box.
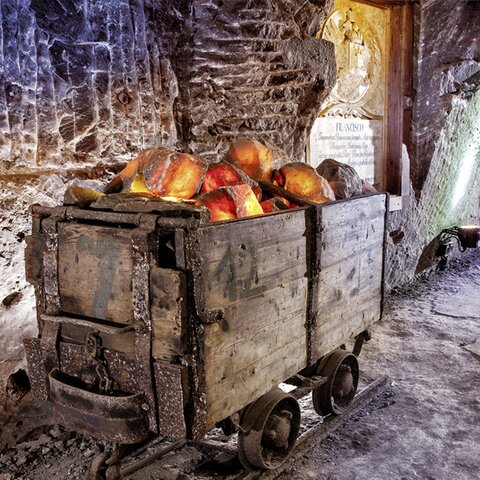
[354,0,414,202]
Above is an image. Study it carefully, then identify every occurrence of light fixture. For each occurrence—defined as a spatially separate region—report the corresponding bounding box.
[456,225,480,249]
[439,225,480,252]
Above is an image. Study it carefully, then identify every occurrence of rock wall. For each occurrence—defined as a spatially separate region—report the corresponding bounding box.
[385,0,480,288]
[0,0,189,173]
[0,0,479,362]
[386,89,480,288]
[0,0,336,360]
[0,0,335,172]
[189,0,336,160]
[410,0,480,195]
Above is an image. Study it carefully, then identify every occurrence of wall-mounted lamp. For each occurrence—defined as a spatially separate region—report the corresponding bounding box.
[440,225,480,251]
[436,225,479,270]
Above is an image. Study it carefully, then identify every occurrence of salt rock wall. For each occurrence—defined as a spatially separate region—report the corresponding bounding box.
[0,0,335,172]
[385,0,480,288]
[410,0,480,194]
[386,89,480,288]
[0,0,189,173]
[189,0,336,160]
[0,0,336,361]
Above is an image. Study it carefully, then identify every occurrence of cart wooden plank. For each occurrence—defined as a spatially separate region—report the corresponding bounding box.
[200,210,308,308]
[313,195,386,359]
[58,223,135,323]
[57,223,184,361]
[199,211,309,426]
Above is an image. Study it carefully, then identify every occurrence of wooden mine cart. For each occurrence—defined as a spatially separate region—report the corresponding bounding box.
[23,192,388,473]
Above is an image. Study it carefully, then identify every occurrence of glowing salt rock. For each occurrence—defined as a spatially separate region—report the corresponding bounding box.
[224,140,288,182]
[272,162,335,204]
[201,161,261,201]
[127,173,151,194]
[260,197,290,213]
[106,147,208,199]
[197,184,264,222]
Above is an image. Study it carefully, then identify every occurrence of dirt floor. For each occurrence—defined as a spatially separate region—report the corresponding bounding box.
[0,251,479,480]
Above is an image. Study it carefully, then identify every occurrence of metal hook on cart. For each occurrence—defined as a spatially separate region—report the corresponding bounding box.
[86,332,114,395]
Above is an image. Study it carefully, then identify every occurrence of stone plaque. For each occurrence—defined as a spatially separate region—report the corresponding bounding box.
[309,117,383,185]
[309,1,387,188]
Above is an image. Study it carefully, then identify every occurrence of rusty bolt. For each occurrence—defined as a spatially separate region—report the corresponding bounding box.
[141,403,150,411]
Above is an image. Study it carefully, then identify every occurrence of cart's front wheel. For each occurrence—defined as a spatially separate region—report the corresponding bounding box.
[312,349,359,416]
[238,388,301,470]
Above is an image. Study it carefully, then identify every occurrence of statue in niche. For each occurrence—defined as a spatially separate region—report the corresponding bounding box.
[318,6,383,119]
[340,9,363,45]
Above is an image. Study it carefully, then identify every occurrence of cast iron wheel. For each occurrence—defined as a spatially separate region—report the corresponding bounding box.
[237,388,301,470]
[312,349,359,416]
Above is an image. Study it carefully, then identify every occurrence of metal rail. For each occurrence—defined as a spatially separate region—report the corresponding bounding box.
[120,375,389,480]
[242,375,390,480]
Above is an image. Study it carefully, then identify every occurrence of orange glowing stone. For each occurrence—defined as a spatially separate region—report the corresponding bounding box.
[63,186,104,207]
[197,184,264,222]
[272,163,335,204]
[201,161,260,196]
[127,173,151,194]
[106,147,208,199]
[224,140,287,182]
[260,197,290,213]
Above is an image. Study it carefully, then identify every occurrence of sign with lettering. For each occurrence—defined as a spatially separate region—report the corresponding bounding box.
[308,117,383,186]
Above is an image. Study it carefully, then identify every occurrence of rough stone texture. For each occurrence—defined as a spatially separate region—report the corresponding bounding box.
[0,0,192,173]
[0,0,335,172]
[189,0,336,160]
[316,158,363,199]
[386,88,480,289]
[411,0,480,194]
[384,0,480,289]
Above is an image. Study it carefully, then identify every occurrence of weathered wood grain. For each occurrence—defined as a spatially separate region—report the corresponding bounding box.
[199,210,309,426]
[50,194,386,435]
[313,195,386,360]
[200,210,308,309]
[58,243,185,361]
[205,317,307,426]
[58,223,135,323]
[150,267,185,361]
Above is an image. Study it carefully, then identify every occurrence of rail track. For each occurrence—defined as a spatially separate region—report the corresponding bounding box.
[117,375,389,480]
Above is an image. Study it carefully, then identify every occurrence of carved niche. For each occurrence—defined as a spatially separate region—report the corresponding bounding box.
[309,1,387,188]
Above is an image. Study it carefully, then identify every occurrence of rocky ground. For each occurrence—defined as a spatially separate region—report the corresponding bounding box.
[0,251,479,480]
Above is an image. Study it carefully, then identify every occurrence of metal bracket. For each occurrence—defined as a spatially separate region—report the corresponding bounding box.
[41,209,67,317]
[306,205,323,365]
[353,329,371,357]
[131,214,159,433]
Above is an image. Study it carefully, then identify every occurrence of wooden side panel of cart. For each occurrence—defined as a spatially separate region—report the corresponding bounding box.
[199,194,387,427]
[313,194,386,358]
[198,210,309,426]
[55,221,185,362]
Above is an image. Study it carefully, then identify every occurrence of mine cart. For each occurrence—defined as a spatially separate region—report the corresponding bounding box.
[23,192,388,473]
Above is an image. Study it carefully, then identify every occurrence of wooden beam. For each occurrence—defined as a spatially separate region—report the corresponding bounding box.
[401,2,414,197]
[384,5,405,195]
[351,0,413,199]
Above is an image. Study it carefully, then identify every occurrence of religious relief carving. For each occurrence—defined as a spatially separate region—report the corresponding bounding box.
[317,6,383,119]
[308,1,388,188]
